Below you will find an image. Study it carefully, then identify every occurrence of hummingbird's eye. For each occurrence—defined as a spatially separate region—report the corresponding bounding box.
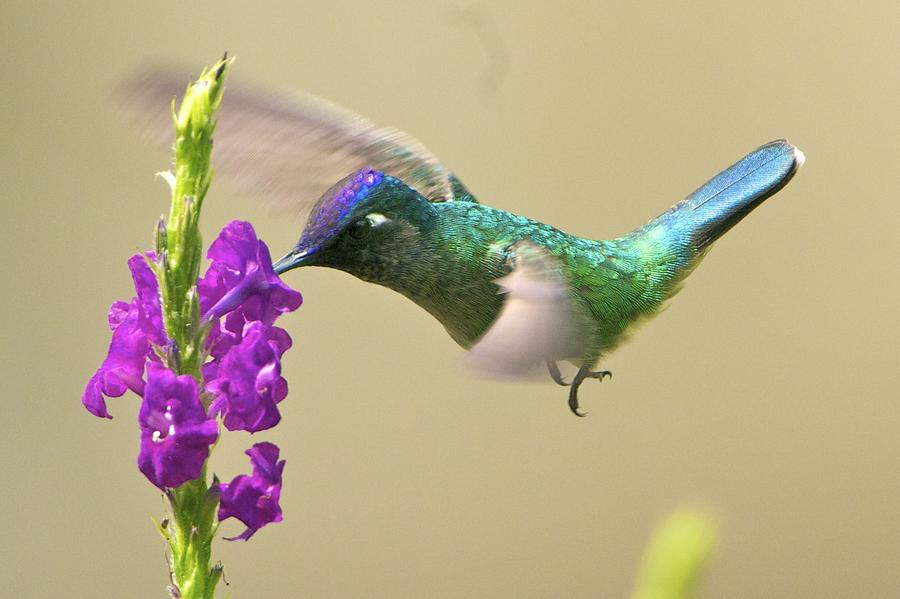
[347,218,371,240]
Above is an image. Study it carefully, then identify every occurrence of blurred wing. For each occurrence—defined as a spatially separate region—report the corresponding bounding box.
[468,241,587,378]
[118,64,461,212]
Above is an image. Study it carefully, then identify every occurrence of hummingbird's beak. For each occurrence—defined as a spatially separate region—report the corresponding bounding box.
[273,248,315,274]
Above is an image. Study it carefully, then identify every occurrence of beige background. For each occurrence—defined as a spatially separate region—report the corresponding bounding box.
[3,1,899,597]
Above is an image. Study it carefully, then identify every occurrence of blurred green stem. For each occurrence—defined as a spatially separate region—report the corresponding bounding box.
[631,508,718,599]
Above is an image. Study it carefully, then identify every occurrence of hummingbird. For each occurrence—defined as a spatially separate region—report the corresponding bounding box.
[123,68,804,415]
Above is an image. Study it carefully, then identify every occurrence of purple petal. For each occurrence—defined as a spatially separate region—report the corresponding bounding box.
[82,372,112,419]
[217,442,285,541]
[108,300,130,330]
[137,363,218,489]
[207,220,260,272]
[205,322,288,433]
[82,299,151,417]
[198,221,301,323]
[82,254,168,418]
[127,253,165,345]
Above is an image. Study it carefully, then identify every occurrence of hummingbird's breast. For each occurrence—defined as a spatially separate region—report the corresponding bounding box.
[392,204,514,348]
[383,202,585,349]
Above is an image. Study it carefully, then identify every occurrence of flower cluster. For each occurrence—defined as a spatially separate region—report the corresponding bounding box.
[83,220,301,540]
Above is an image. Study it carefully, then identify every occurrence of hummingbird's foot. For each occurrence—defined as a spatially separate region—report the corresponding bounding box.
[567,366,613,417]
[588,370,612,382]
[546,362,569,386]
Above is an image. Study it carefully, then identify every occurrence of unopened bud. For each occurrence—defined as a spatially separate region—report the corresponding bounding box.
[155,215,167,254]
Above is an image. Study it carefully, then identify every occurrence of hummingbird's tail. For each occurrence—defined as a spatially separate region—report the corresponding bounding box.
[606,140,804,333]
[650,139,805,255]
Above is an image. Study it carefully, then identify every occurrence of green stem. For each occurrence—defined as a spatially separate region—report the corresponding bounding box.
[168,464,222,599]
[157,57,231,378]
[150,55,232,598]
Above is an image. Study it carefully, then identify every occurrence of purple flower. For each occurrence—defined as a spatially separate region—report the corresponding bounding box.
[206,322,290,433]
[82,254,166,418]
[84,219,299,526]
[199,221,302,323]
[202,314,292,382]
[217,442,285,541]
[138,363,219,489]
[128,253,165,344]
[198,223,298,433]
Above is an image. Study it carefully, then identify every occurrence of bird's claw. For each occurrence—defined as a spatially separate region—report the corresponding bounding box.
[546,362,569,386]
[567,386,588,417]
[566,366,613,417]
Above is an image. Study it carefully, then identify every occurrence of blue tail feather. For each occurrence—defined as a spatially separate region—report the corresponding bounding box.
[655,139,804,252]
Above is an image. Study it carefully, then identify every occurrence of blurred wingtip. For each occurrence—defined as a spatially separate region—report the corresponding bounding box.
[113,62,193,143]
